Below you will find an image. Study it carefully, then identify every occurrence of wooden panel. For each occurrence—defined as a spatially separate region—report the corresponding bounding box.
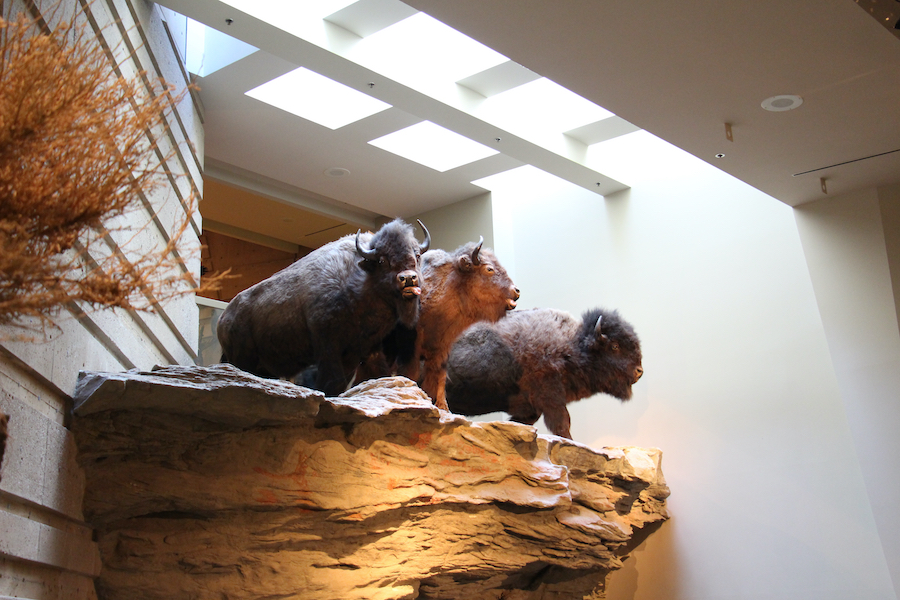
[201,179,352,248]
[200,231,309,302]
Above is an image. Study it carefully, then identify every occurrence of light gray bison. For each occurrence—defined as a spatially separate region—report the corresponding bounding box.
[445,307,643,439]
[364,238,519,410]
[217,219,429,396]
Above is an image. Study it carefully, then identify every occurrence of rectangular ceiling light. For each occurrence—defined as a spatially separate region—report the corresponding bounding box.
[369,121,499,172]
[245,67,391,129]
[472,165,580,195]
[349,12,508,88]
[477,77,615,138]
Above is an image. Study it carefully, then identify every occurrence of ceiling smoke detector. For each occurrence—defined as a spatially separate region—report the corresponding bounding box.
[761,95,803,112]
[324,167,350,178]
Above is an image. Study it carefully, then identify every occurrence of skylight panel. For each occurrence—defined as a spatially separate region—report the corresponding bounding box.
[368,121,499,172]
[186,18,258,77]
[472,165,581,195]
[476,78,615,138]
[245,67,391,129]
[349,12,508,88]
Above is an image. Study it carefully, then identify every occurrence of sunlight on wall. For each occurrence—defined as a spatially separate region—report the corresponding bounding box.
[446,132,898,600]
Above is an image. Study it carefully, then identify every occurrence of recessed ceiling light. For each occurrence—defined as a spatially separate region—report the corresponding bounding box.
[246,67,391,129]
[369,121,499,172]
[324,167,350,177]
[761,95,803,112]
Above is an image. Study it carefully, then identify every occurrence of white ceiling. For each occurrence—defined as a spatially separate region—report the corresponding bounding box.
[156,0,900,248]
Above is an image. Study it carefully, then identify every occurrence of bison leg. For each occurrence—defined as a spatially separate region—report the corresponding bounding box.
[541,404,572,439]
[420,361,449,411]
[513,379,572,439]
[314,356,351,397]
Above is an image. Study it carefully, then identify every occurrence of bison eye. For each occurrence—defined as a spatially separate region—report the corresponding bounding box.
[485,266,494,273]
[610,341,620,351]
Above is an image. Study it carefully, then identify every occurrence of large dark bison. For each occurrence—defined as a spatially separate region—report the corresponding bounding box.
[445,307,643,439]
[217,219,429,396]
[365,238,519,410]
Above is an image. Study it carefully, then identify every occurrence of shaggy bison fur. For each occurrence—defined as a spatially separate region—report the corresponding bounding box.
[445,307,643,439]
[361,238,519,410]
[217,219,429,396]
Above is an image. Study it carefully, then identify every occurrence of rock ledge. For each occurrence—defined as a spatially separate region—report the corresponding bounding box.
[72,365,669,600]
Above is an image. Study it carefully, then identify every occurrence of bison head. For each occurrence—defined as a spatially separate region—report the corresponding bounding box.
[356,219,429,326]
[581,308,643,401]
[455,237,520,317]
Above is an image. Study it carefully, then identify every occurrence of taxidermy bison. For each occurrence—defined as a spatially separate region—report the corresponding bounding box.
[217,218,429,396]
[362,238,519,410]
[445,307,643,439]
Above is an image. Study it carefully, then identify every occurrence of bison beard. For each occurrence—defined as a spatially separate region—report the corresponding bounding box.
[216,219,428,396]
[445,307,643,439]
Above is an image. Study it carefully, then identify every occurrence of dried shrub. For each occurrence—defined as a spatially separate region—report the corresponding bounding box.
[0,6,223,334]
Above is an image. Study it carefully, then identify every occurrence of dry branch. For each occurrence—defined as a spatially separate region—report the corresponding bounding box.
[0,6,224,334]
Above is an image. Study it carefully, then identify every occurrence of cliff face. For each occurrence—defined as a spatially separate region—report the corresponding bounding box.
[71,365,669,600]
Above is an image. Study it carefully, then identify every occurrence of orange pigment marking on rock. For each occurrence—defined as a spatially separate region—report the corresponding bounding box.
[409,432,433,448]
[252,455,311,489]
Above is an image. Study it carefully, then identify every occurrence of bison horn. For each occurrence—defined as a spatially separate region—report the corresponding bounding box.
[417,219,431,253]
[471,236,484,266]
[595,315,610,342]
[355,229,379,261]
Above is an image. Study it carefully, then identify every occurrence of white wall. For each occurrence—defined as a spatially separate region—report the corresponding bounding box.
[795,185,900,595]
[437,131,898,599]
[414,191,495,254]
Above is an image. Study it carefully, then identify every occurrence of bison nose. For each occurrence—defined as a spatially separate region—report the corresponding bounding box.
[398,271,422,299]
[398,271,418,288]
[634,365,644,383]
[512,286,521,300]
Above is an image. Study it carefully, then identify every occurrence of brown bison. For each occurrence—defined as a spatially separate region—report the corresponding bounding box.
[445,307,643,439]
[365,238,519,410]
[217,219,429,396]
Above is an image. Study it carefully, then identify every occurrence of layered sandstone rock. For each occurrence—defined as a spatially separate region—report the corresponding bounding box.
[71,365,669,600]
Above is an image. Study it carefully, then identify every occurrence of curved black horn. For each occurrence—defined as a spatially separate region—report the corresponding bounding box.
[355,229,378,261]
[417,219,431,253]
[471,236,484,266]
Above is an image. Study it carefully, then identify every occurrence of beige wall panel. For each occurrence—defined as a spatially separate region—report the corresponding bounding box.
[0,373,84,519]
[0,557,97,600]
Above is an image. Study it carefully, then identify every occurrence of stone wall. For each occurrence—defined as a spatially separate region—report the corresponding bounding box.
[0,0,203,596]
